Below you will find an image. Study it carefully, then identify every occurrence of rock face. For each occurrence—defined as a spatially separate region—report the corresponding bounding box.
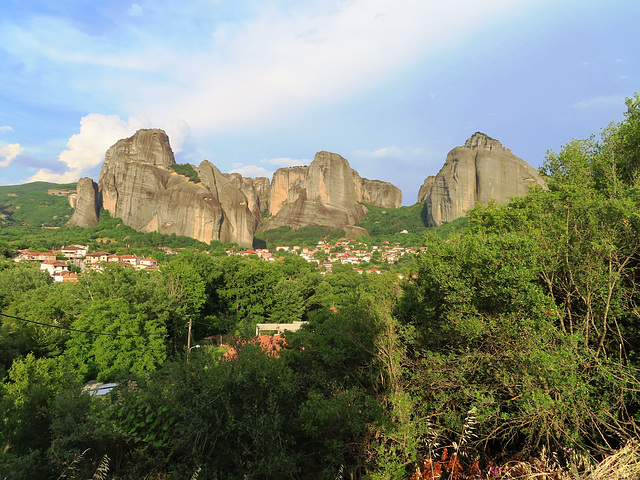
[269,166,307,217]
[224,173,271,221]
[197,161,256,249]
[97,129,256,247]
[262,151,401,231]
[68,130,404,245]
[418,132,545,226]
[66,177,100,228]
[354,174,403,209]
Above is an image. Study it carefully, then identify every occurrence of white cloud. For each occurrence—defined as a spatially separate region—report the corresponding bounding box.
[352,146,432,160]
[229,164,272,177]
[262,157,310,168]
[26,113,195,183]
[0,126,13,133]
[26,113,149,183]
[0,144,23,168]
[162,118,191,155]
[1,0,533,135]
[573,95,626,110]
[353,146,405,158]
[128,4,143,17]
[152,0,532,134]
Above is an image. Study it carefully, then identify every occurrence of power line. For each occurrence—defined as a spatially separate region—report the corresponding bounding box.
[0,312,167,338]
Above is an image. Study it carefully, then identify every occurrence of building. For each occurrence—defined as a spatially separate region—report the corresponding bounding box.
[40,260,70,276]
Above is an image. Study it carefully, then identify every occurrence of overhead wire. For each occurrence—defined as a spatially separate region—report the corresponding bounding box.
[0,311,167,338]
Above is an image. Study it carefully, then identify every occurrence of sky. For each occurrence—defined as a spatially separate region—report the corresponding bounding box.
[1,0,639,205]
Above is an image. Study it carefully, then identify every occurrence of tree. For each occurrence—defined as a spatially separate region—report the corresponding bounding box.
[0,262,52,309]
[0,353,79,457]
[64,298,167,381]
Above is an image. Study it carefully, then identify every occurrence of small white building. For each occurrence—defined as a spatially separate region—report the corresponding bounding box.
[40,260,70,276]
[61,245,88,258]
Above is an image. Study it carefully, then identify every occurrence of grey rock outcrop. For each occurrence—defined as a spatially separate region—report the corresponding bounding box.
[97,129,256,247]
[66,177,100,228]
[262,151,401,232]
[418,132,544,226]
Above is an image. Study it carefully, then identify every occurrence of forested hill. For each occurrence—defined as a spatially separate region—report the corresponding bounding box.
[0,182,77,228]
[3,96,640,479]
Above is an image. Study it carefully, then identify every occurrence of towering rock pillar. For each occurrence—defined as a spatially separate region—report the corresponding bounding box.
[418,132,545,226]
[66,177,100,228]
[96,129,256,247]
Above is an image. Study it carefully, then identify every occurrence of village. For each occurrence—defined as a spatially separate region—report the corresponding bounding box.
[14,239,423,282]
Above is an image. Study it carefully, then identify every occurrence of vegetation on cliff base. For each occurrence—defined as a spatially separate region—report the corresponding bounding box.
[171,162,201,183]
[253,225,346,248]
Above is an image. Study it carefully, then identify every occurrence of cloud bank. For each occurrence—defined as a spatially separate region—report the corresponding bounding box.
[0,144,23,168]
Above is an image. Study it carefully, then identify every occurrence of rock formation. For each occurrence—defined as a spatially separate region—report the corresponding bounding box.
[269,166,307,217]
[67,129,404,245]
[418,132,545,226]
[224,172,271,220]
[66,177,100,228]
[262,151,402,231]
[197,161,256,248]
[97,129,256,247]
[354,173,403,209]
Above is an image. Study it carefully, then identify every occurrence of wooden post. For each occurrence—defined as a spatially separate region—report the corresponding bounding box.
[187,318,192,363]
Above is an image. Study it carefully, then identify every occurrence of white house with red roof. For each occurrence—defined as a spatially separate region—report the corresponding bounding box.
[40,260,70,276]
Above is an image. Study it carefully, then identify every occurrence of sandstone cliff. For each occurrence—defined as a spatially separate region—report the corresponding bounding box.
[262,151,401,232]
[353,173,402,209]
[269,166,307,217]
[418,132,544,226]
[197,161,256,248]
[97,129,256,247]
[224,173,271,220]
[68,130,404,245]
[66,177,100,228]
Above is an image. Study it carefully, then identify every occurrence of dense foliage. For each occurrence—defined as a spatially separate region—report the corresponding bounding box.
[253,225,347,248]
[3,95,640,478]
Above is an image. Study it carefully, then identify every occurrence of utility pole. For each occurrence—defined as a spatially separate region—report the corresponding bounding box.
[187,318,192,363]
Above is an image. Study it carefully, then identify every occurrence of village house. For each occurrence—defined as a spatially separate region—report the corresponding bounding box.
[85,252,110,264]
[14,250,56,262]
[40,260,70,276]
[138,257,158,267]
[53,271,78,283]
[61,245,88,259]
[106,254,121,263]
[119,254,141,266]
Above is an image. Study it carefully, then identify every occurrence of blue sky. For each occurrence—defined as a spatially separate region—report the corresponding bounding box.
[1,0,638,204]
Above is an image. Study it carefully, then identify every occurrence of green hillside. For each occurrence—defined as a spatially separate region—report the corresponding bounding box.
[0,181,77,228]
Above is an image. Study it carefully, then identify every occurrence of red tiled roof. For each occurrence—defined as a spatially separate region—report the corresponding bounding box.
[223,335,285,360]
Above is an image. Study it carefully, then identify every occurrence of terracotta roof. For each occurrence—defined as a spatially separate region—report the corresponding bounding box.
[223,335,285,360]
